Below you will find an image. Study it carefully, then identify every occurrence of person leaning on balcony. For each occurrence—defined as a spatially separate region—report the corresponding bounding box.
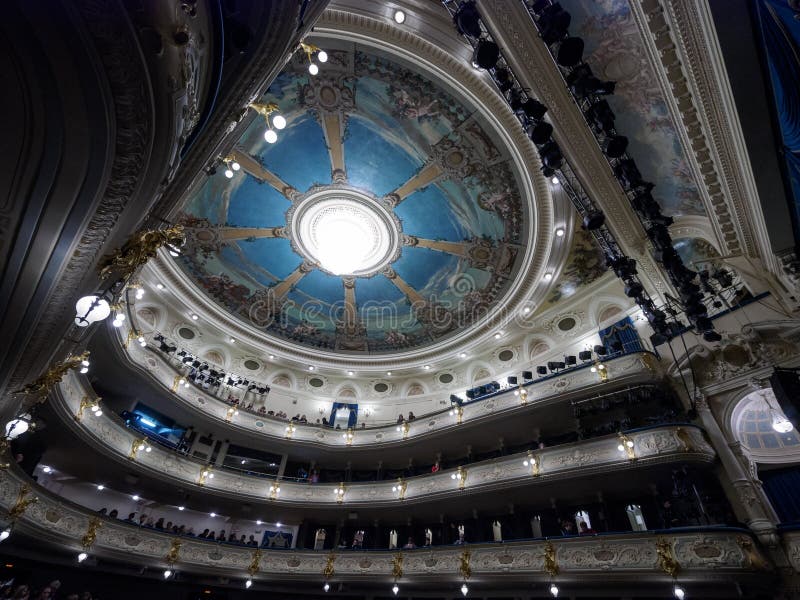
[578,521,596,536]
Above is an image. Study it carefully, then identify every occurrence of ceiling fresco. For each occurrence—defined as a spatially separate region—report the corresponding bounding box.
[569,0,707,217]
[176,44,528,354]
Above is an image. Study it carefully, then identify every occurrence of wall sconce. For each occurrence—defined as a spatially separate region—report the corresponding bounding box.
[198,465,214,486]
[617,433,636,461]
[300,42,328,75]
[225,406,239,422]
[450,466,467,490]
[391,478,407,500]
[128,438,152,460]
[269,482,281,500]
[334,483,346,503]
[285,423,296,439]
[248,102,286,144]
[222,155,241,179]
[75,396,102,421]
[342,429,354,446]
[590,361,608,382]
[523,450,540,476]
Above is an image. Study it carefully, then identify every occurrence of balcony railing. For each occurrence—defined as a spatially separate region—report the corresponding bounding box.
[0,466,769,583]
[117,324,663,447]
[56,371,714,506]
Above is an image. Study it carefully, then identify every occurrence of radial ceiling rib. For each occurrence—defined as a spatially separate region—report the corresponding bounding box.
[220,226,287,240]
[386,162,443,204]
[270,261,315,299]
[320,111,347,181]
[229,148,299,201]
[404,236,471,258]
[382,267,425,306]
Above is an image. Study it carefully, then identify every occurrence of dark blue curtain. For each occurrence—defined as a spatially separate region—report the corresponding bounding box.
[754,0,800,244]
[599,316,643,354]
[762,466,800,523]
[330,402,358,427]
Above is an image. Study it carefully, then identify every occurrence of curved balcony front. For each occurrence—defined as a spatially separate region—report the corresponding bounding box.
[116,325,663,449]
[0,467,771,589]
[55,371,714,508]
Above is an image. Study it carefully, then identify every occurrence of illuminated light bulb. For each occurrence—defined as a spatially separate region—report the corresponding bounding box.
[308,366,315,371]
[178,506,185,511]
[42,466,52,474]
[626,440,634,448]
[145,446,152,453]
[348,371,354,376]
[77,552,88,563]
[523,307,531,314]
[551,176,560,185]
[550,583,559,597]
[276,522,282,527]
[264,128,278,143]
[208,473,214,479]
[112,319,123,328]
[317,50,328,63]
[210,512,216,517]
[591,366,597,373]
[257,520,262,525]
[245,579,252,589]
[451,473,456,480]
[81,359,90,367]
[424,365,430,370]
[617,444,625,452]
[514,390,520,396]
[163,569,172,579]
[598,364,606,370]
[461,583,469,596]
[543,272,553,281]
[523,459,529,466]
[94,410,103,417]
[80,367,89,374]
[323,583,330,592]
[673,585,685,600]
[0,528,10,542]
[230,337,236,343]
[178,379,185,385]
[132,495,140,501]
[74,295,111,327]
[231,161,241,171]
[224,168,234,179]
[309,63,319,75]
[272,115,286,130]
[449,409,454,416]
[459,352,467,358]
[184,381,190,388]
[394,10,406,23]
[97,485,104,491]
[555,227,565,237]
[386,371,392,376]
[392,583,399,595]
[191,314,199,320]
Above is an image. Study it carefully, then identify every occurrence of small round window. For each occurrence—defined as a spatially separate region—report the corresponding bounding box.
[244,359,261,371]
[309,378,324,388]
[178,327,195,340]
[374,382,389,393]
[438,373,454,384]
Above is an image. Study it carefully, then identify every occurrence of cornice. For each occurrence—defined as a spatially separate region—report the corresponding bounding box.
[476,0,671,302]
[630,0,781,287]
[0,467,770,581]
[55,371,712,507]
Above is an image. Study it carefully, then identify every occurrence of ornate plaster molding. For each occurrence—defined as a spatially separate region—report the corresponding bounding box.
[54,372,714,507]
[0,467,770,581]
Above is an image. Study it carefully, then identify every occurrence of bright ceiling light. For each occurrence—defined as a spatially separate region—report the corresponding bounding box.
[245,579,253,589]
[392,583,399,595]
[317,50,328,63]
[323,583,330,592]
[156,283,164,289]
[276,522,282,527]
[309,206,386,274]
[550,583,559,597]
[96,484,104,491]
[210,512,216,517]
[0,528,10,542]
[424,365,431,370]
[394,10,406,23]
[272,114,287,130]
[461,583,469,596]
[132,495,140,501]
[163,569,172,579]
[191,314,199,320]
[264,129,278,144]
[543,272,553,281]
[178,506,185,511]
[555,227,565,237]
[224,168,234,179]
[348,370,354,376]
[309,63,319,75]
[77,552,88,563]
[231,161,241,171]
[673,585,685,600]
[386,371,392,376]
[74,295,111,327]
[551,176,560,185]
[459,352,467,358]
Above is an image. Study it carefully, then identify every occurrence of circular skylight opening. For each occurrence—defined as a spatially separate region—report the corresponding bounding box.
[291,189,400,277]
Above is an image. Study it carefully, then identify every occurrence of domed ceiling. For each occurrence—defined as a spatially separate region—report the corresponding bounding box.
[176,43,529,355]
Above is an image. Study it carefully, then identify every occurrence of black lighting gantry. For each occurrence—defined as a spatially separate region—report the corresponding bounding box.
[443,0,720,346]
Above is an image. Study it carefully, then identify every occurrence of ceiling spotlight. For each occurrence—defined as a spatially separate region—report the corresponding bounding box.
[96,484,104,491]
[494,332,502,339]
[210,512,216,517]
[348,371,354,376]
[256,520,262,525]
[229,337,235,343]
[308,365,315,371]
[386,371,392,376]
[461,583,469,596]
[392,583,399,595]
[276,522,282,528]
[178,506,185,511]
[245,578,253,589]
[77,552,88,563]
[42,466,52,474]
[550,583,559,597]
[132,495,140,501]
[523,307,531,314]
[269,355,275,360]
[0,528,10,542]
[191,314,198,320]
[459,352,467,358]
[156,283,164,290]
[423,365,431,370]
[163,569,172,579]
[673,585,686,600]
[394,9,406,23]
[551,176,560,185]
[231,161,241,171]
[543,272,553,281]
[555,227,565,237]
[308,63,319,75]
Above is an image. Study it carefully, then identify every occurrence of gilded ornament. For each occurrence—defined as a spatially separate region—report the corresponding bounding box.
[543,541,559,576]
[98,225,185,280]
[165,538,182,565]
[7,484,38,521]
[322,551,336,579]
[247,548,262,577]
[13,352,91,399]
[391,552,403,579]
[458,548,472,580]
[81,517,103,550]
[736,535,770,571]
[75,396,101,422]
[655,537,680,577]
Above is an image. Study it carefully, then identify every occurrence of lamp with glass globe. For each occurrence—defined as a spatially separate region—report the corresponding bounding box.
[300,42,327,75]
[248,102,285,144]
[74,295,111,328]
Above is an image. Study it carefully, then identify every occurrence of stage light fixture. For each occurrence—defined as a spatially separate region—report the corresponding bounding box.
[564,355,577,365]
[538,2,572,45]
[601,135,629,158]
[614,159,643,189]
[578,350,592,361]
[582,210,605,230]
[556,36,584,67]
[593,345,607,356]
[584,99,615,134]
[527,121,554,145]
[473,40,500,70]
[539,141,563,169]
[454,1,482,38]
[522,370,533,379]
[536,366,548,376]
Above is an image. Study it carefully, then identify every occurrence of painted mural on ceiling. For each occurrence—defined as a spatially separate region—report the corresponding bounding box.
[568,0,706,216]
[537,225,607,311]
[176,44,527,354]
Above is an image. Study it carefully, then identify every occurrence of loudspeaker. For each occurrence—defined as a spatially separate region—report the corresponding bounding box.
[578,351,592,361]
[564,355,577,365]
[522,370,533,379]
[507,376,518,385]
[536,366,548,376]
